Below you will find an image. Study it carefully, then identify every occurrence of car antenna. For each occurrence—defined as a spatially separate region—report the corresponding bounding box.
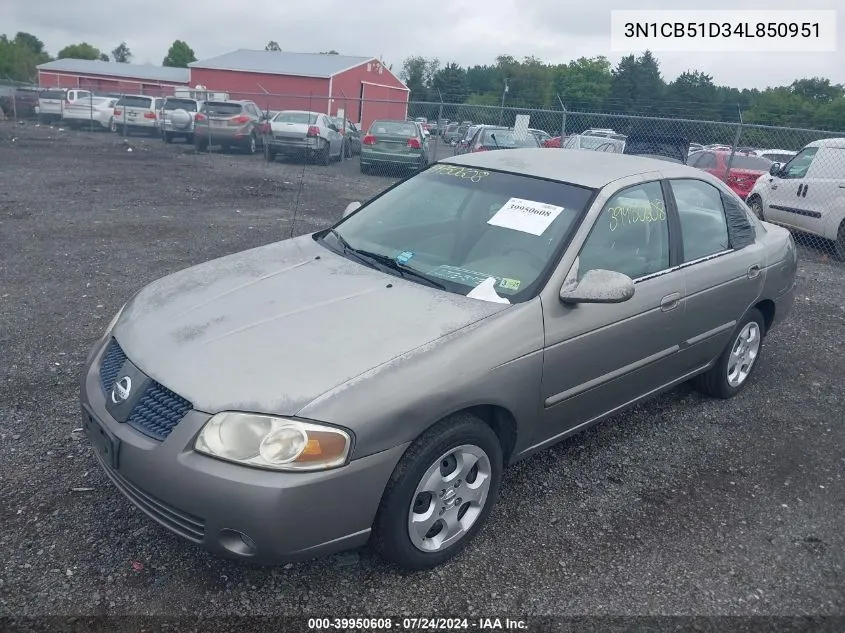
[490,131,500,150]
[288,93,313,239]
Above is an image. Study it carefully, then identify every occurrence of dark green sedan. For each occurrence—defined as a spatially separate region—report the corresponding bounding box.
[360,120,430,175]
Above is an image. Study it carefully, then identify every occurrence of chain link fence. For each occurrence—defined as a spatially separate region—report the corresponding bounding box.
[14,86,845,261]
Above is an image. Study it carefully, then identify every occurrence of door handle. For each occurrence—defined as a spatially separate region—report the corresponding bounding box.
[660,292,681,311]
[747,264,761,279]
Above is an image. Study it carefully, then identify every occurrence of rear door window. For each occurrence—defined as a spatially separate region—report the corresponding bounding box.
[370,121,418,136]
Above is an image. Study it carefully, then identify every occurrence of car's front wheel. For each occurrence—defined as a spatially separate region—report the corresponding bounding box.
[693,308,765,399]
[748,195,765,220]
[372,413,503,570]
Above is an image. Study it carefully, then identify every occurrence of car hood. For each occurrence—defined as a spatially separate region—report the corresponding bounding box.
[112,234,507,416]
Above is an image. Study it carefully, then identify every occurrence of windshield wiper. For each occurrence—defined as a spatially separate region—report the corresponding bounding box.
[326,229,446,290]
[353,249,447,290]
[490,133,500,149]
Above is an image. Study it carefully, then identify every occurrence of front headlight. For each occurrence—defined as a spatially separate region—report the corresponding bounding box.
[194,412,352,472]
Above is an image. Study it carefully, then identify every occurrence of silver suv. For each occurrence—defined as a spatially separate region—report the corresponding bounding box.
[111,95,163,137]
[160,97,202,144]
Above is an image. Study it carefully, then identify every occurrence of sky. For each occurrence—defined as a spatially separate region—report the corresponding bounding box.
[7,0,844,91]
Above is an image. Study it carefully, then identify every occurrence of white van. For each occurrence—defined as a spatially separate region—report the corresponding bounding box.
[746,137,845,260]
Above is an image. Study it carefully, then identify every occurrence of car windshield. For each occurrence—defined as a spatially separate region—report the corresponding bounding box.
[730,154,773,170]
[370,121,418,136]
[203,102,243,116]
[164,99,198,111]
[321,166,594,302]
[482,129,540,148]
[578,136,614,150]
[274,111,318,124]
[762,152,795,163]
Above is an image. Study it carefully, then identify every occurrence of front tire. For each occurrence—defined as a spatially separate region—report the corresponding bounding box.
[832,220,845,262]
[693,308,765,399]
[372,413,503,570]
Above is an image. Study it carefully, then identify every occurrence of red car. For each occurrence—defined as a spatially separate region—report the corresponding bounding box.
[542,135,565,148]
[688,150,773,198]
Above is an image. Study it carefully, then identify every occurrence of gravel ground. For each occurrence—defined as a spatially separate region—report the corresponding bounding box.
[0,121,843,621]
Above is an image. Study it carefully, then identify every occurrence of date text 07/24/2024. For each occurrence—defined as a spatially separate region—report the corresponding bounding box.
[306,617,528,630]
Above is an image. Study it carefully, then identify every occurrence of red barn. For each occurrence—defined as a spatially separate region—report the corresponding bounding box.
[188,50,409,131]
[37,59,189,96]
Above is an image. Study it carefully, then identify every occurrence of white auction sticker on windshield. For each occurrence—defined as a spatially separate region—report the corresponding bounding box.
[487,198,565,236]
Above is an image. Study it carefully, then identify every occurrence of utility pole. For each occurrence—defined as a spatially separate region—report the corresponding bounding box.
[498,78,509,125]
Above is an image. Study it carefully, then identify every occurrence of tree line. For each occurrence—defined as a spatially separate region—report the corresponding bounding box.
[400,52,845,131]
[0,32,200,82]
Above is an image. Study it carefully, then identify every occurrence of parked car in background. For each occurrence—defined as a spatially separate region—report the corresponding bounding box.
[581,128,620,138]
[442,124,463,144]
[594,140,626,153]
[754,149,797,164]
[111,95,163,137]
[331,116,362,156]
[622,133,690,164]
[564,134,626,151]
[0,86,42,119]
[360,119,430,174]
[689,143,705,153]
[82,148,796,571]
[194,100,266,154]
[62,96,117,131]
[38,88,93,124]
[454,125,482,154]
[688,150,772,199]
[467,126,541,152]
[746,137,845,260]
[160,97,202,144]
[528,128,553,145]
[263,110,343,164]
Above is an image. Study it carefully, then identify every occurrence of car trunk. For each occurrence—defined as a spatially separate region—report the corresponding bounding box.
[116,96,155,124]
[199,103,240,130]
[368,132,416,153]
[162,99,198,129]
[726,169,765,195]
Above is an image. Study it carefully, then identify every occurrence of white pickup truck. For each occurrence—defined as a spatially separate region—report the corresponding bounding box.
[37,88,93,123]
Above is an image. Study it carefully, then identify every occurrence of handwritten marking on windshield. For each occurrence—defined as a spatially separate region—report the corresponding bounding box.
[428,164,491,182]
[608,199,666,231]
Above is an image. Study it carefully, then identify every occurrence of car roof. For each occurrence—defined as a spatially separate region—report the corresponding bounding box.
[442,148,706,188]
[806,137,845,149]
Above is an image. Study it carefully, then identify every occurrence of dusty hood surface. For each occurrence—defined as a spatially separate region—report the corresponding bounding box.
[113,234,506,415]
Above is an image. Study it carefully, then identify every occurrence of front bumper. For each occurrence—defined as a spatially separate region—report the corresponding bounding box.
[80,338,408,564]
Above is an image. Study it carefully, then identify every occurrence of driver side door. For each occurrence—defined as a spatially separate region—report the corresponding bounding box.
[537,180,689,443]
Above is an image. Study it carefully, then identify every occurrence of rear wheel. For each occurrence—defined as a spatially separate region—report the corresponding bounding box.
[162,131,173,143]
[834,220,845,262]
[693,308,765,399]
[316,141,330,166]
[372,413,503,570]
[244,133,257,154]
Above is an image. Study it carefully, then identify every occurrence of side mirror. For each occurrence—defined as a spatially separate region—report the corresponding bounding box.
[769,162,781,176]
[559,264,635,304]
[342,201,361,218]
